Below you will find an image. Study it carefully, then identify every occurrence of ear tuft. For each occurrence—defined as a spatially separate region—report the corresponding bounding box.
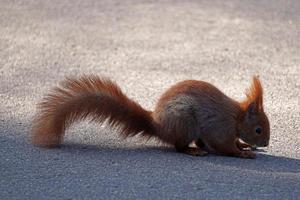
[241,76,264,111]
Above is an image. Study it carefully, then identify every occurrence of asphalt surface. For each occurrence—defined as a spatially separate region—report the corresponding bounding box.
[1,0,300,199]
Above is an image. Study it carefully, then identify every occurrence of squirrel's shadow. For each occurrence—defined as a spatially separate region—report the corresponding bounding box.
[2,132,299,175]
[59,143,300,174]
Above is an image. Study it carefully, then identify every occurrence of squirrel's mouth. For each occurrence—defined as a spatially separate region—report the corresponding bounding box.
[260,141,269,147]
[254,141,269,148]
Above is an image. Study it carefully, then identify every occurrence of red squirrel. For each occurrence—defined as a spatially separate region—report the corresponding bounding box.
[32,75,270,158]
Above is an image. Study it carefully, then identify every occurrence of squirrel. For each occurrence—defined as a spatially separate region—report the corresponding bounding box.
[32,75,270,159]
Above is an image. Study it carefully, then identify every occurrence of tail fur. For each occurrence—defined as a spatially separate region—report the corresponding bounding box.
[32,75,155,147]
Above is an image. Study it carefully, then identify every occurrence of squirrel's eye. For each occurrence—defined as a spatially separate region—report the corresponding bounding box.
[255,127,262,134]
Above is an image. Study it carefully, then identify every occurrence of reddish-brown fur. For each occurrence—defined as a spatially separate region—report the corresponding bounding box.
[240,76,263,111]
[32,75,270,158]
[32,76,155,147]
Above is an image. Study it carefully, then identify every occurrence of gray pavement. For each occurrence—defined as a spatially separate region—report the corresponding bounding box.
[0,0,299,199]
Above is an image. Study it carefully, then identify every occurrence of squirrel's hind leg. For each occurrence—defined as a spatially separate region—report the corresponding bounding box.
[182,147,208,156]
[175,141,208,156]
[196,138,205,148]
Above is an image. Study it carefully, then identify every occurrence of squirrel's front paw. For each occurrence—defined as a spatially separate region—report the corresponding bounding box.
[240,150,256,159]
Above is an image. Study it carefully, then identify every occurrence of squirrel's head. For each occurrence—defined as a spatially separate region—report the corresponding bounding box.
[238,76,270,147]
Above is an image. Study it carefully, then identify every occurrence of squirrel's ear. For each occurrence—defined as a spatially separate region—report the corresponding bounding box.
[246,102,258,119]
[242,76,264,112]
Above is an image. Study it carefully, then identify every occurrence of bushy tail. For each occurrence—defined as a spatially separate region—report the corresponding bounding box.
[32,75,156,148]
